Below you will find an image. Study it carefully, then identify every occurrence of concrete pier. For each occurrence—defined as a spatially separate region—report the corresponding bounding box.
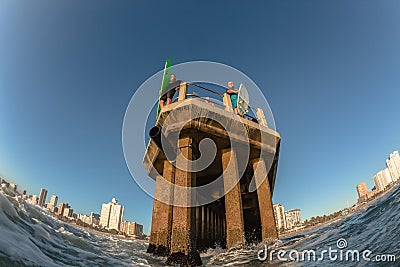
[143,82,281,265]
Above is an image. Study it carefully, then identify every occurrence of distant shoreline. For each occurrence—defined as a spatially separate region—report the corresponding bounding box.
[279,183,398,239]
[68,221,148,243]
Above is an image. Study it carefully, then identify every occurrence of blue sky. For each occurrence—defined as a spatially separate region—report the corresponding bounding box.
[1,1,400,234]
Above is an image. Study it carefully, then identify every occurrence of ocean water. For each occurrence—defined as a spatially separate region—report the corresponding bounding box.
[0,184,398,266]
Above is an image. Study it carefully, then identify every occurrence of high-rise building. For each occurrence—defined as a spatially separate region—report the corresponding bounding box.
[374,173,385,192]
[120,221,144,237]
[374,169,392,192]
[100,204,111,227]
[383,168,392,185]
[38,188,48,207]
[386,151,400,182]
[78,214,92,225]
[100,198,124,230]
[356,182,368,202]
[91,213,100,226]
[49,195,58,207]
[63,207,73,218]
[285,209,302,230]
[273,203,286,232]
[57,202,69,216]
[46,195,59,213]
[30,195,38,205]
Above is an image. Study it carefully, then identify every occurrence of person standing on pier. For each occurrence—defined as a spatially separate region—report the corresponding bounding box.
[226,81,240,115]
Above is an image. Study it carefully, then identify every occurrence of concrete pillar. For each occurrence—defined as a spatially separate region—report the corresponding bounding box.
[214,212,218,241]
[218,215,223,240]
[167,136,201,266]
[222,148,245,248]
[207,207,211,245]
[252,158,278,240]
[195,207,201,246]
[222,216,225,241]
[217,215,222,244]
[210,210,214,244]
[216,214,219,241]
[147,160,175,256]
[201,206,205,242]
[214,212,217,242]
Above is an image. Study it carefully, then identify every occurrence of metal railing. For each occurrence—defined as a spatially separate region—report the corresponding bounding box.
[161,81,269,126]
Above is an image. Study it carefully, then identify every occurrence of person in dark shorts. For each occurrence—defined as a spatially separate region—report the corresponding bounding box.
[226,81,240,115]
[160,74,180,107]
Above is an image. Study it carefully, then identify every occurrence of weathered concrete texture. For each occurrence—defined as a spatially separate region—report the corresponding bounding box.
[167,136,202,266]
[252,159,278,240]
[147,160,175,256]
[222,148,245,248]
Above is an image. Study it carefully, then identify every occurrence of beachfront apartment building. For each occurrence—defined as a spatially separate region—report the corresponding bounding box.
[49,195,58,207]
[38,188,48,207]
[120,221,144,237]
[273,203,286,232]
[78,214,92,225]
[57,202,69,216]
[383,168,393,186]
[91,212,100,226]
[29,195,38,205]
[356,182,368,202]
[100,198,124,231]
[374,168,392,192]
[285,209,302,230]
[63,207,73,218]
[374,174,385,192]
[386,150,400,182]
[46,195,58,213]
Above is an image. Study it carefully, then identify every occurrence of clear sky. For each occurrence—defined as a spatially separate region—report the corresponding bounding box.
[1,1,400,234]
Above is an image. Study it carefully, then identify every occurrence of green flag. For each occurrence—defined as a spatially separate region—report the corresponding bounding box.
[156,58,172,118]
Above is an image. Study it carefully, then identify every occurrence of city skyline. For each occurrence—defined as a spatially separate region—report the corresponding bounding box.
[4,146,399,236]
[1,1,400,235]
[356,149,400,203]
[6,180,143,231]
[2,137,400,234]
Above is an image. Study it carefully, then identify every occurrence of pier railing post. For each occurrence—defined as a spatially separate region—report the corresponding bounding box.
[178,82,188,102]
[223,93,233,112]
[256,108,268,127]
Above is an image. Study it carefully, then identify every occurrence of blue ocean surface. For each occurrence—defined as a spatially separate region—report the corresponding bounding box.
[0,183,398,266]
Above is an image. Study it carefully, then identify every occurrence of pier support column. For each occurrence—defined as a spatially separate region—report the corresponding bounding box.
[222,148,245,248]
[252,158,278,240]
[167,136,202,266]
[201,206,205,243]
[147,160,175,256]
[206,207,211,246]
[211,210,214,244]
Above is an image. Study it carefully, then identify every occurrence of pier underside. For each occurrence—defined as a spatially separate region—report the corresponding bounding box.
[143,98,280,266]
